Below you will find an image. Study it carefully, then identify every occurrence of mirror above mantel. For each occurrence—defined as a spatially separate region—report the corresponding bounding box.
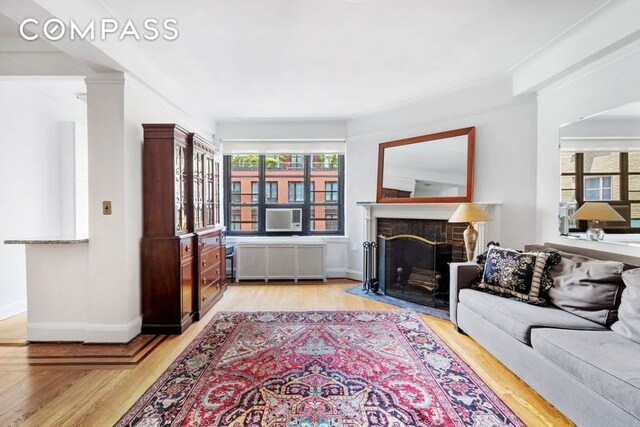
[376,127,474,203]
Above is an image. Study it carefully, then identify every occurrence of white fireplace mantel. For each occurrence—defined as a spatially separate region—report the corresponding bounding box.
[357,201,501,251]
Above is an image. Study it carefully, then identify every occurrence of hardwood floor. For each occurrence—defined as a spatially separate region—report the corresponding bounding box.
[0,281,572,426]
[0,313,27,346]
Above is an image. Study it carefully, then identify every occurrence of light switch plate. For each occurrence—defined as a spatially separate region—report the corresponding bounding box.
[103,201,112,215]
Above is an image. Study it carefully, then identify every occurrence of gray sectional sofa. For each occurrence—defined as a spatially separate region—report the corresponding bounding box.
[450,242,640,427]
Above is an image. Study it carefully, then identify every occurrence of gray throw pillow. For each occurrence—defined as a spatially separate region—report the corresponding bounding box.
[612,269,640,344]
[548,252,624,325]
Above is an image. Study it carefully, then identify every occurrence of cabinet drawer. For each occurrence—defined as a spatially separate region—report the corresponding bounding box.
[180,238,195,259]
[201,281,220,305]
[200,247,221,269]
[201,264,222,289]
[201,233,221,250]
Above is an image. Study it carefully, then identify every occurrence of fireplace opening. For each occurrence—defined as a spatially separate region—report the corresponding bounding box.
[375,217,465,308]
[378,234,453,307]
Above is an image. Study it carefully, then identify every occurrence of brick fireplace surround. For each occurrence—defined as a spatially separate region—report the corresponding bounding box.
[377,218,466,262]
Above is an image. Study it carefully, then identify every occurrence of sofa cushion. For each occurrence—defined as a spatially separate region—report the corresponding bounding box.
[478,247,560,305]
[548,252,624,325]
[612,268,640,344]
[531,328,640,419]
[458,288,605,345]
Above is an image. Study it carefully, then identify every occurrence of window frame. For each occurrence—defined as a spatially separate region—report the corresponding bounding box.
[564,152,639,234]
[225,154,345,236]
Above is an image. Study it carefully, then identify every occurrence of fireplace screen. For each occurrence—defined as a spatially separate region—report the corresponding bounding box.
[378,234,453,307]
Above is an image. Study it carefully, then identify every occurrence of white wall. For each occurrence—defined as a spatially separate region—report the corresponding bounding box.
[0,79,86,321]
[21,73,216,342]
[25,244,88,341]
[120,75,216,332]
[345,77,538,277]
[536,44,640,257]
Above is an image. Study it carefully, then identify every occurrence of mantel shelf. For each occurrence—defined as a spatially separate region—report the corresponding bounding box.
[358,201,501,252]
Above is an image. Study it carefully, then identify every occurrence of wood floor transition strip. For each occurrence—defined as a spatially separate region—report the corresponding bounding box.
[0,335,167,367]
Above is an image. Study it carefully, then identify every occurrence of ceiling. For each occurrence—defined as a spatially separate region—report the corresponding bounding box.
[2,0,609,119]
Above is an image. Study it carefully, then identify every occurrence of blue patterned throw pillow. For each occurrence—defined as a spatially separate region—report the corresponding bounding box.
[478,247,559,305]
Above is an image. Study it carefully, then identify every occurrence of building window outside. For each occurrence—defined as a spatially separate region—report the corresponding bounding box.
[584,176,612,201]
[325,181,338,202]
[326,206,338,230]
[231,181,241,203]
[288,182,304,203]
[265,182,278,204]
[230,207,241,231]
[226,154,344,235]
[251,181,259,203]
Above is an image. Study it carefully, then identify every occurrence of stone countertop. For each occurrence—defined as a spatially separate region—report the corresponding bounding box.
[4,238,89,245]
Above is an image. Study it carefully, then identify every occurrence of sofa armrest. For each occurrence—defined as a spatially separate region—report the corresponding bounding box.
[449,262,480,330]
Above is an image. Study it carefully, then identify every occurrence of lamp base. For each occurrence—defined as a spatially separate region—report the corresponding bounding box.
[586,220,605,241]
[463,224,478,262]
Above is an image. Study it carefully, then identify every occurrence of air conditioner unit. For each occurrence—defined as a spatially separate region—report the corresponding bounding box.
[266,208,302,232]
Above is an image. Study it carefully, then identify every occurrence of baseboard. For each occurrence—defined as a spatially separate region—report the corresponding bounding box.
[0,299,27,321]
[326,268,347,278]
[27,322,86,342]
[345,269,363,281]
[83,315,143,343]
[27,316,143,343]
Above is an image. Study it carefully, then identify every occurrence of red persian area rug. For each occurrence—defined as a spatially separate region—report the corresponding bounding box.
[117,311,523,426]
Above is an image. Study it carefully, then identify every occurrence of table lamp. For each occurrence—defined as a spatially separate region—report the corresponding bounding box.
[449,203,492,262]
[571,202,624,241]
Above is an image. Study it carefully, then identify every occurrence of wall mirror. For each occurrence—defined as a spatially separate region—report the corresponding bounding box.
[558,101,640,245]
[377,127,474,203]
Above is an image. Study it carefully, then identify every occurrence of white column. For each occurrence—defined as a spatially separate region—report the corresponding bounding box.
[85,73,140,342]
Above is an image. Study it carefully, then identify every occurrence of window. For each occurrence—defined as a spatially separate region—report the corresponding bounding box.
[251,182,259,203]
[230,207,241,231]
[584,176,612,201]
[326,207,338,230]
[265,182,278,204]
[325,182,339,202]
[288,182,304,203]
[231,182,241,203]
[227,155,259,231]
[225,154,344,235]
[309,155,340,231]
[561,151,639,233]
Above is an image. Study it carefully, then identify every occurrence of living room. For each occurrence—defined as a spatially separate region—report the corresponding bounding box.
[0,1,639,426]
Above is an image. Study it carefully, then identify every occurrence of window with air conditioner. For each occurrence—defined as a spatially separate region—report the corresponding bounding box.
[225,154,344,235]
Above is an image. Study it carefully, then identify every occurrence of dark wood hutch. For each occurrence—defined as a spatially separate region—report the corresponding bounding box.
[141,124,226,334]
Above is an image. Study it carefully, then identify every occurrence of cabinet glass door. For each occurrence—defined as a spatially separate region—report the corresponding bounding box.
[175,145,188,232]
[205,155,215,227]
[193,151,205,230]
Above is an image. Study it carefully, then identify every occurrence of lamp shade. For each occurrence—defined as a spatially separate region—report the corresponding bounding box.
[571,202,625,222]
[448,203,492,223]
